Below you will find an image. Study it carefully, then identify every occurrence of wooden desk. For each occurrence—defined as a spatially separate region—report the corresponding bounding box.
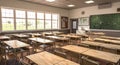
[81,41,104,46]
[81,41,120,53]
[43,32,53,36]
[13,34,29,38]
[94,38,120,45]
[0,36,10,41]
[46,36,70,41]
[52,32,63,35]
[29,38,54,44]
[77,34,89,38]
[59,34,81,39]
[100,44,120,50]
[56,60,79,65]
[61,45,89,54]
[26,33,41,37]
[26,51,79,65]
[3,40,29,48]
[82,49,120,64]
[100,36,120,40]
[92,32,105,35]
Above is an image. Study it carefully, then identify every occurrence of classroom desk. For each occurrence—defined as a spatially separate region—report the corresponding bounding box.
[46,36,70,45]
[92,32,105,35]
[100,36,120,40]
[0,36,10,41]
[42,32,53,36]
[94,38,120,45]
[29,38,54,50]
[26,51,79,65]
[13,34,29,38]
[46,36,70,41]
[77,34,89,38]
[81,41,103,47]
[61,45,89,54]
[59,34,81,39]
[100,43,120,50]
[3,40,29,49]
[52,32,63,35]
[26,33,42,37]
[3,40,30,59]
[29,38,54,44]
[82,49,120,64]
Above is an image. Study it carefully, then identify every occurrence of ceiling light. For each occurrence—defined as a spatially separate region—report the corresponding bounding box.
[85,0,94,4]
[46,0,55,2]
[68,4,75,7]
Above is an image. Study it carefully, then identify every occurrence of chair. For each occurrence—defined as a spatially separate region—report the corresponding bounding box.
[0,55,5,65]
[81,56,100,65]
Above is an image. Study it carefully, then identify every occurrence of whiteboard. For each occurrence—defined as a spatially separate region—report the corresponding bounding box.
[79,17,89,25]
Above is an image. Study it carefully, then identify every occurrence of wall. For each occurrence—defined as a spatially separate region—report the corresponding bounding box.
[0,0,70,33]
[0,0,69,16]
[69,2,120,18]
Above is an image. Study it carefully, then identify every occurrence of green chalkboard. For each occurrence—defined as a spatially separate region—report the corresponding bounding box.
[90,13,120,30]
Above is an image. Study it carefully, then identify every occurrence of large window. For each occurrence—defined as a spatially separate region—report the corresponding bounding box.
[45,13,51,29]
[37,12,44,29]
[52,14,59,29]
[1,8,14,31]
[1,7,59,31]
[16,10,26,30]
[27,11,36,30]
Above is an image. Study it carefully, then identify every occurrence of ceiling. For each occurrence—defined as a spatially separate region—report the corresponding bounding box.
[21,0,120,9]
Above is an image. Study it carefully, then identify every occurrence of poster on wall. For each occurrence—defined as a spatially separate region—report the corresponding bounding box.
[61,16,68,29]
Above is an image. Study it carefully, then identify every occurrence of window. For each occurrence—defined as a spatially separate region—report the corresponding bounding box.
[2,18,14,31]
[2,8,14,17]
[37,12,44,29]
[1,7,60,31]
[1,8,14,31]
[16,10,26,30]
[45,13,51,29]
[16,10,25,18]
[52,14,59,29]
[27,19,36,30]
[45,20,51,29]
[16,19,26,30]
[27,11,36,30]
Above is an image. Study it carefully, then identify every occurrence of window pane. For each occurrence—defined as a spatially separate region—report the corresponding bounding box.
[16,10,25,18]
[2,18,14,31]
[27,19,36,30]
[27,11,35,18]
[16,19,26,30]
[45,13,51,19]
[2,8,14,17]
[52,20,58,29]
[52,14,58,20]
[37,13,44,19]
[37,20,44,29]
[45,20,51,29]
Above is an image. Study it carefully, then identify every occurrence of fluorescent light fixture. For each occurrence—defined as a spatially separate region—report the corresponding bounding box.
[68,4,75,7]
[46,0,55,2]
[85,0,94,4]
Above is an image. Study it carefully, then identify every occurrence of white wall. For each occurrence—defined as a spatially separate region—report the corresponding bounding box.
[69,2,120,18]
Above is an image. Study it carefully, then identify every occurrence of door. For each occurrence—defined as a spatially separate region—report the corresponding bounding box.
[70,19,78,33]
